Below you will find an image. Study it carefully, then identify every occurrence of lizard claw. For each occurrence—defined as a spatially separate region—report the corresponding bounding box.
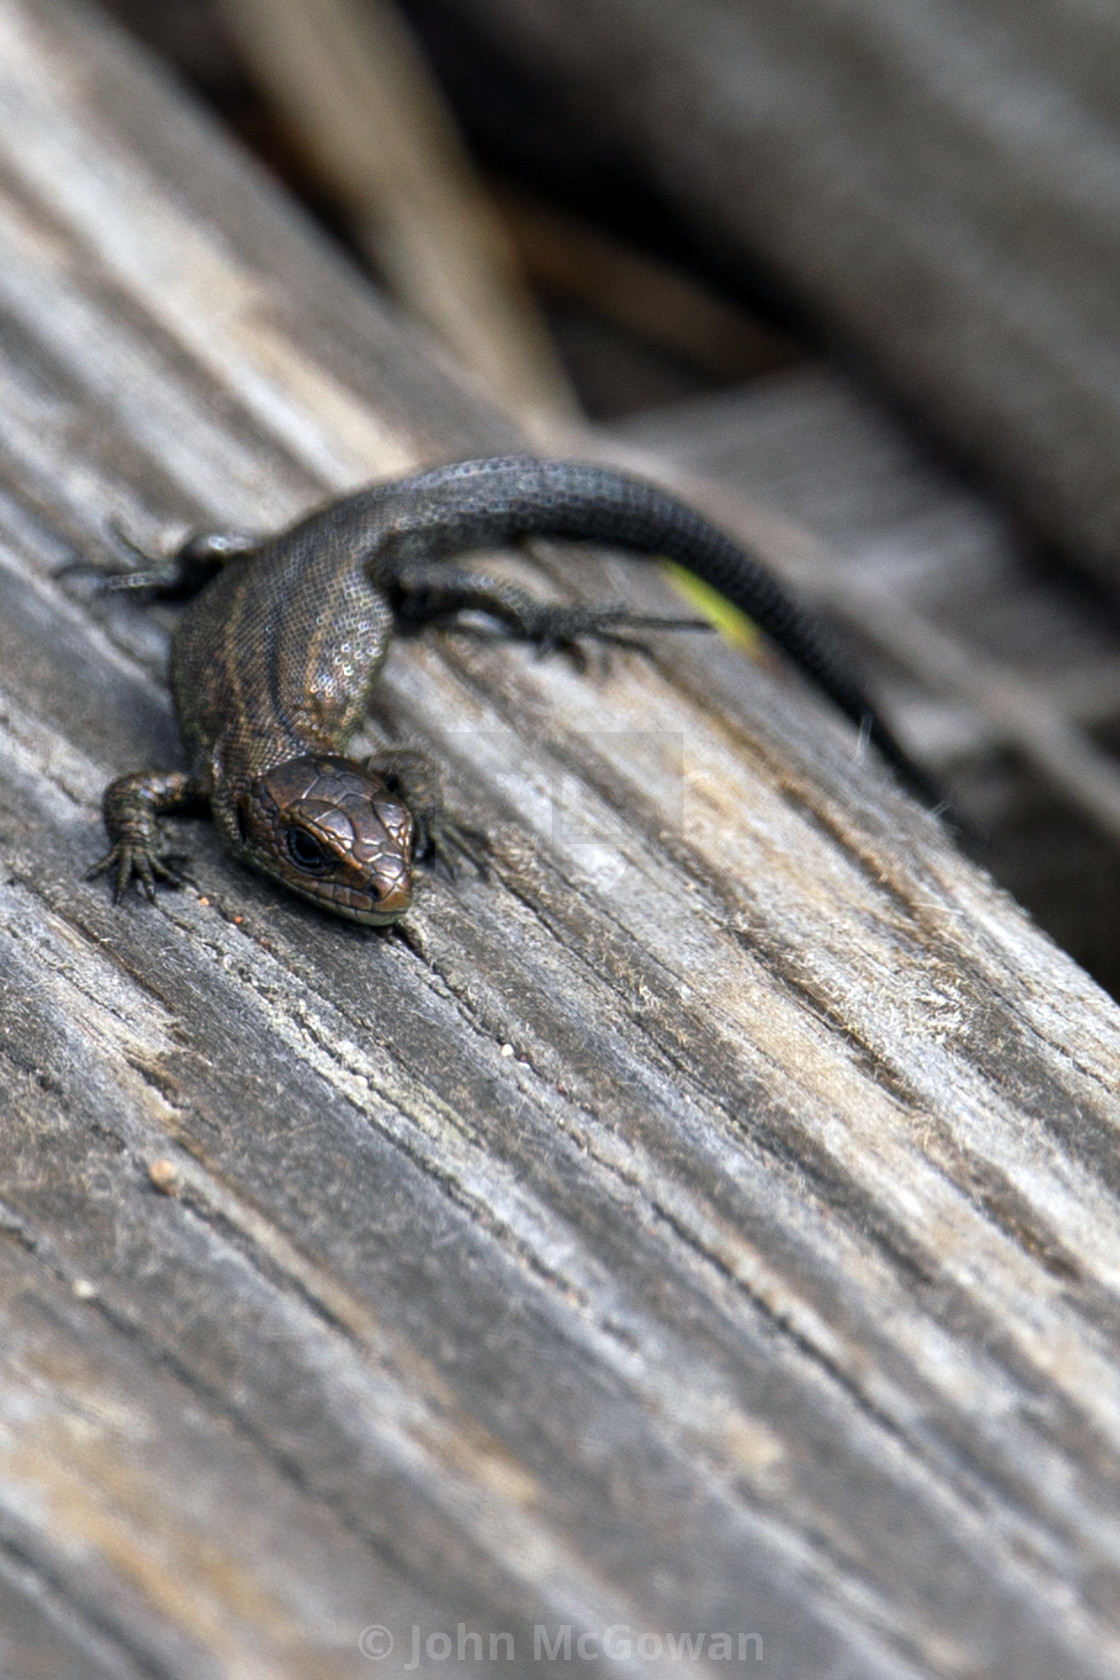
[524,604,711,670]
[88,843,197,904]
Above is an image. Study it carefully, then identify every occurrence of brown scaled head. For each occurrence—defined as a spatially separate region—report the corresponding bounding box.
[239,755,414,924]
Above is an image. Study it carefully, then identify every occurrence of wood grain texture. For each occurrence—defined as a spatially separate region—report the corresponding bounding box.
[616,370,1120,993]
[3,2,1120,1676]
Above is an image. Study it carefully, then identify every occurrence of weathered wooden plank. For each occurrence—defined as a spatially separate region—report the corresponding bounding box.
[618,370,1120,991]
[3,3,1120,1677]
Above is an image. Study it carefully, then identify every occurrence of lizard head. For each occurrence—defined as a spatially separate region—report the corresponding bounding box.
[237,755,414,924]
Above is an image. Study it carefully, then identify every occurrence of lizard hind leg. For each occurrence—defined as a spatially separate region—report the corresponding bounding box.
[385,562,711,670]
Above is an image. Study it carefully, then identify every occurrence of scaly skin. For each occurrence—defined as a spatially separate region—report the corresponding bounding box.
[90,456,934,924]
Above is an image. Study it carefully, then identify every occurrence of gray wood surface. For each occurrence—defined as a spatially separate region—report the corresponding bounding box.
[408,0,1120,581]
[617,370,1120,994]
[5,3,1120,1677]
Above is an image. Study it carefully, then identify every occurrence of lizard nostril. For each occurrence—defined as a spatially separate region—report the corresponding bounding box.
[374,871,412,912]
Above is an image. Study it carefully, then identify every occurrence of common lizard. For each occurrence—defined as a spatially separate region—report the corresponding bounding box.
[89,455,934,924]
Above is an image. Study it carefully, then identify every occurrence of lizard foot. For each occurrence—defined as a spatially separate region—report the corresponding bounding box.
[367,748,490,882]
[515,604,711,671]
[417,814,491,881]
[87,842,197,904]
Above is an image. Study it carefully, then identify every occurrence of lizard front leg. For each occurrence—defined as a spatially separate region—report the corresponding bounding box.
[88,771,209,902]
[66,527,265,600]
[366,748,489,879]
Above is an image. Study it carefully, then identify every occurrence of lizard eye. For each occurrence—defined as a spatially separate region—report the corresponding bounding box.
[286,826,332,874]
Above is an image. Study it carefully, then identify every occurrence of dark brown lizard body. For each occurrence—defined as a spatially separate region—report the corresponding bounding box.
[92,456,934,924]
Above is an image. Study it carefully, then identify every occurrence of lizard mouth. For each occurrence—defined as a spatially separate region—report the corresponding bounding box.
[281,873,412,925]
